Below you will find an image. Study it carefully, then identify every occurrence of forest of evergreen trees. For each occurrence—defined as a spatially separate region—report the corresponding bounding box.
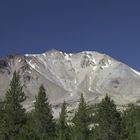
[0,71,140,140]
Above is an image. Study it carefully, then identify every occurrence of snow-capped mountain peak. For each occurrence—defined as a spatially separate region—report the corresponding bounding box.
[0,50,140,117]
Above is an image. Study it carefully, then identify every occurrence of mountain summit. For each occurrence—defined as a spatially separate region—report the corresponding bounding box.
[0,50,140,116]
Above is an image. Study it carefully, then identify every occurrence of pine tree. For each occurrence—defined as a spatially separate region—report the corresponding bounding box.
[0,101,5,140]
[94,95,121,140]
[121,104,140,140]
[33,85,57,140]
[72,94,90,140]
[58,101,69,140]
[17,112,37,140]
[2,71,26,140]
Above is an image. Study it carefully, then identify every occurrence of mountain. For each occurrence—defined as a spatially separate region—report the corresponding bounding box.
[0,49,140,117]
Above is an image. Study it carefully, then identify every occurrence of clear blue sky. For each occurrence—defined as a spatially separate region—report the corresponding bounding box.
[0,0,140,70]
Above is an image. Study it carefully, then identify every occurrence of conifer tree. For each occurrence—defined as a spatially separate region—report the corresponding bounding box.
[2,71,26,140]
[72,94,89,140]
[33,85,57,140]
[94,95,121,140]
[17,112,37,140]
[58,101,69,140]
[121,104,140,140]
[0,101,5,140]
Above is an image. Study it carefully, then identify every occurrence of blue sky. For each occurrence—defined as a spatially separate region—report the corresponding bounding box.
[0,0,140,70]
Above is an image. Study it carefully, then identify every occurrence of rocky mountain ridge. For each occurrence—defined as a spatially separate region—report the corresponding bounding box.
[0,49,140,117]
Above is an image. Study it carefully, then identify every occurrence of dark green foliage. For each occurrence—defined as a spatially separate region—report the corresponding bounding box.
[58,101,70,140]
[1,72,140,140]
[1,71,26,140]
[121,104,140,140]
[0,101,5,140]
[17,112,37,140]
[33,85,57,140]
[94,95,121,140]
[72,94,90,140]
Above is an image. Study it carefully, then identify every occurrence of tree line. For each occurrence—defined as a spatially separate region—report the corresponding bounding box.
[0,71,140,140]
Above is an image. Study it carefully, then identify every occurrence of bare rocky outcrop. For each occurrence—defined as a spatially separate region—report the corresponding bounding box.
[0,50,140,117]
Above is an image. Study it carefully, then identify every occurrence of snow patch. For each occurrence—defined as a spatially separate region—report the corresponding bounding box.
[18,59,21,63]
[25,54,39,57]
[74,79,77,84]
[32,100,36,103]
[131,68,140,76]
[100,63,109,69]
[108,60,112,65]
[93,66,97,70]
[88,87,93,92]
[28,71,32,74]
[26,60,41,74]
[25,54,29,57]
[42,53,46,57]
[70,93,73,97]
[91,57,97,64]
[64,53,71,60]
[28,61,36,69]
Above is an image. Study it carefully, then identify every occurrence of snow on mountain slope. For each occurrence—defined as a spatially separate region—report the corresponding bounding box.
[0,49,140,117]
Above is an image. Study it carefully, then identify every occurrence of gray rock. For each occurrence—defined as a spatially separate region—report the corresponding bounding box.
[0,49,140,117]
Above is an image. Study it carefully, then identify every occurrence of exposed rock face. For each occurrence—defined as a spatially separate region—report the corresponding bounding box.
[0,50,140,117]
